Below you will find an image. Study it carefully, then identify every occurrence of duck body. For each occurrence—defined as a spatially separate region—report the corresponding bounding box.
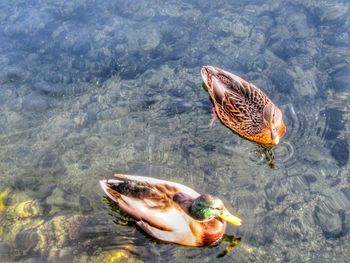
[100,174,241,247]
[201,66,286,145]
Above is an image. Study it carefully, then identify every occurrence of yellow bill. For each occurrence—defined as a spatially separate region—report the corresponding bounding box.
[219,209,242,226]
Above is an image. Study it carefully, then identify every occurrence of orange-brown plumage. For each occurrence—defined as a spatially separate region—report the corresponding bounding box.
[201,66,286,145]
[100,174,241,247]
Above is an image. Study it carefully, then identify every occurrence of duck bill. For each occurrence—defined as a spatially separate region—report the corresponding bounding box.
[219,209,242,226]
[271,125,280,145]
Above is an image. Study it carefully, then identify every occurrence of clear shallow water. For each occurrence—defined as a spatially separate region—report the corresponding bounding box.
[0,0,350,262]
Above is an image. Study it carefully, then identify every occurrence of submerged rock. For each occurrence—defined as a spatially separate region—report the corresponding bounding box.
[15,229,40,257]
[311,1,349,22]
[324,108,345,133]
[330,139,349,167]
[11,200,43,219]
[341,188,350,201]
[22,94,50,112]
[79,196,92,214]
[286,12,310,38]
[269,67,295,94]
[314,203,345,238]
[331,66,350,91]
[36,150,66,176]
[0,67,29,84]
[320,108,345,141]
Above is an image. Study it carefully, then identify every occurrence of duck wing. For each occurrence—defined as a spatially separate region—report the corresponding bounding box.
[212,75,270,134]
[100,175,199,232]
[113,174,200,199]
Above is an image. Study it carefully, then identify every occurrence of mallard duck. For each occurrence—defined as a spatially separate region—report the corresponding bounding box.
[100,174,242,247]
[201,66,286,145]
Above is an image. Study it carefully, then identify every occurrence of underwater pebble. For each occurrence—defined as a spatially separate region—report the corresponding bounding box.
[115,0,155,18]
[293,67,318,97]
[331,66,350,91]
[3,8,49,36]
[0,67,29,84]
[327,191,350,210]
[0,89,16,105]
[249,28,266,47]
[312,2,349,22]
[330,139,349,167]
[286,12,310,38]
[257,15,275,29]
[138,29,160,51]
[314,204,345,238]
[15,229,40,256]
[235,49,259,72]
[321,129,339,142]
[341,188,350,201]
[13,200,43,218]
[294,55,314,70]
[22,95,50,112]
[116,57,149,80]
[270,38,309,61]
[235,195,261,210]
[265,180,288,205]
[325,174,341,188]
[46,188,66,208]
[322,108,344,140]
[323,25,350,47]
[286,218,304,239]
[84,111,97,127]
[318,53,348,72]
[269,67,295,94]
[13,177,42,192]
[160,100,192,116]
[36,150,66,176]
[0,244,11,260]
[33,80,65,97]
[79,196,92,214]
[255,216,277,246]
[303,174,317,184]
[248,55,268,72]
[231,20,252,39]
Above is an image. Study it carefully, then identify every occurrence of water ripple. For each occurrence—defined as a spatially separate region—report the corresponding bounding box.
[243,103,298,168]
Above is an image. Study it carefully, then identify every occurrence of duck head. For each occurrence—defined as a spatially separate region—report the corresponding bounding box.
[190,194,242,226]
[263,102,284,145]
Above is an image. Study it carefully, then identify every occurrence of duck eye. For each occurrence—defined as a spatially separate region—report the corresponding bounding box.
[273,110,277,118]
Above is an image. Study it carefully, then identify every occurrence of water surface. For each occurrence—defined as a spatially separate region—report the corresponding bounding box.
[1,0,350,262]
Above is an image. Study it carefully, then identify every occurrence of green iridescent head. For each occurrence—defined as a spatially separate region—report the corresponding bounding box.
[190,194,242,226]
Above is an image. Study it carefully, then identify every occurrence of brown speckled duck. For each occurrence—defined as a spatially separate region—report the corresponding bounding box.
[201,66,286,145]
[100,174,242,247]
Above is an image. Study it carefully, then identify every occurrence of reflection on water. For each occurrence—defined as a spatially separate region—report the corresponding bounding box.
[1,0,350,262]
[217,235,241,258]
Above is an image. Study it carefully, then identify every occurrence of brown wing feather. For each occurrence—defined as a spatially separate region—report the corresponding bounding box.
[110,180,173,210]
[114,174,200,198]
[213,79,270,137]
